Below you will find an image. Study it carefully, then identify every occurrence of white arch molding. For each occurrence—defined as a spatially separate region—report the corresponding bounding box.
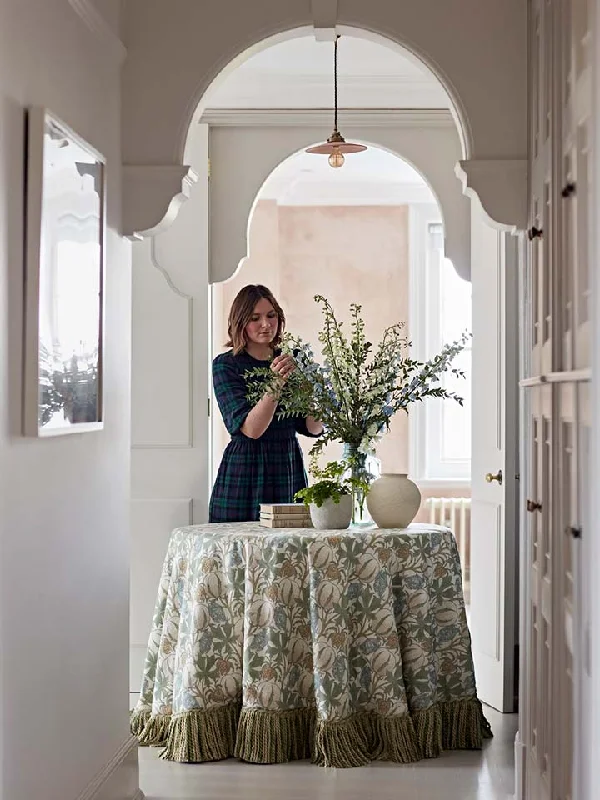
[205,112,473,281]
[120,9,527,237]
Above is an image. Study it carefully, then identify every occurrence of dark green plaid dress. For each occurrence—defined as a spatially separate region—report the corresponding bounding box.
[209,350,320,522]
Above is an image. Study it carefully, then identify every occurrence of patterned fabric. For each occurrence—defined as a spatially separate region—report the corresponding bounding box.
[209,351,319,522]
[133,522,491,765]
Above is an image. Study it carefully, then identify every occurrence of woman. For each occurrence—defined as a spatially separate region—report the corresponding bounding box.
[209,284,323,522]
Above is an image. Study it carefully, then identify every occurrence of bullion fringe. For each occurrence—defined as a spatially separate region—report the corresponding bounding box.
[313,711,421,768]
[234,707,316,763]
[129,708,151,741]
[160,704,240,763]
[130,697,493,767]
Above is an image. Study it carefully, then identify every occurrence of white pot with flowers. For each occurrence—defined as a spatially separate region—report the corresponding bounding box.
[293,458,369,530]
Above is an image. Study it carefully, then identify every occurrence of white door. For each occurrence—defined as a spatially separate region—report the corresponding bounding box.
[520,0,592,797]
[469,196,519,712]
[129,126,211,697]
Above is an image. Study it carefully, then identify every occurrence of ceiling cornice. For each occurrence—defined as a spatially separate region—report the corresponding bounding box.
[229,73,438,85]
[263,180,436,206]
[200,108,454,128]
[68,0,127,65]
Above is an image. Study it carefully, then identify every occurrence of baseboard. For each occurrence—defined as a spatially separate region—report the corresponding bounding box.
[77,735,144,800]
[514,729,526,800]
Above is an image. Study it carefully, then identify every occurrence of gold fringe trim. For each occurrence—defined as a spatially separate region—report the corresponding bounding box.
[148,696,492,767]
[413,697,493,758]
[130,709,151,740]
[440,697,493,750]
[413,704,443,758]
[160,704,240,763]
[314,712,421,768]
[133,711,171,747]
[235,707,316,763]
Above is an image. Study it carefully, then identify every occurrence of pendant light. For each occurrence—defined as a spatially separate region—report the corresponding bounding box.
[306,36,367,168]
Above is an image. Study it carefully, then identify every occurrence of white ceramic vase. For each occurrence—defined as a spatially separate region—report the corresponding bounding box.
[366,473,421,529]
[309,495,353,530]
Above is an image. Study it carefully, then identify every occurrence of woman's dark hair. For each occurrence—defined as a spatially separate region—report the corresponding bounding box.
[226,284,285,355]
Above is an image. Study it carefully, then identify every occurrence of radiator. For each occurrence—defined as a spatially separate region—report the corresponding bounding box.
[425,497,471,592]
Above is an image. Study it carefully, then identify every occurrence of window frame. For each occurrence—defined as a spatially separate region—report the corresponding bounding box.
[408,204,472,489]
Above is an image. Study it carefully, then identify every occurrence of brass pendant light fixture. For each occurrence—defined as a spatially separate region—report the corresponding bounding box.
[306,35,367,168]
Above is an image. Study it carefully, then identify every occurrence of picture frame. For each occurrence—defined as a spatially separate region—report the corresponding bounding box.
[23,107,105,437]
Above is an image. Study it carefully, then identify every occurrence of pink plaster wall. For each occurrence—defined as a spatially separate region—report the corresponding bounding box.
[276,203,409,473]
[213,200,409,471]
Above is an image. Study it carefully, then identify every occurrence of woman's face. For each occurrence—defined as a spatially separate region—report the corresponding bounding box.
[245,297,279,347]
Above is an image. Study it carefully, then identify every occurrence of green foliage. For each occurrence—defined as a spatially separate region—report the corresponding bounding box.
[294,457,370,509]
[294,480,347,509]
[245,295,470,459]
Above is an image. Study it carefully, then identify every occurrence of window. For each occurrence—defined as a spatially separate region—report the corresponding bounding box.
[409,208,472,485]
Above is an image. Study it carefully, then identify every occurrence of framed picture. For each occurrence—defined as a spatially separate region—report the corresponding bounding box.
[23,107,105,436]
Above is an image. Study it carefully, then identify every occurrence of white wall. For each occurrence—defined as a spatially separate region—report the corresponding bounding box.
[0,2,138,800]
[129,125,210,694]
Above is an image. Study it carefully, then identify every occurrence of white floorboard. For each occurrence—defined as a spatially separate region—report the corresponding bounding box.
[138,705,518,800]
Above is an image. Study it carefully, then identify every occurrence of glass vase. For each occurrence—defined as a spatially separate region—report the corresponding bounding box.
[342,443,381,528]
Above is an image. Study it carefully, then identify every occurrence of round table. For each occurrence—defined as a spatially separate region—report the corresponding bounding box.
[131,522,491,767]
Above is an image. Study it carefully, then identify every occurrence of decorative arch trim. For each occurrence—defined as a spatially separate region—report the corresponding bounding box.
[120,8,526,236]
[204,119,471,281]
[456,160,528,231]
[122,165,198,239]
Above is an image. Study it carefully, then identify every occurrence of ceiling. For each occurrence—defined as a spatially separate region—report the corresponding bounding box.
[204,34,450,110]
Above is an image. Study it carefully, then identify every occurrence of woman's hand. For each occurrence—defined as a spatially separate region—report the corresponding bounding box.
[242,353,296,438]
[270,353,296,383]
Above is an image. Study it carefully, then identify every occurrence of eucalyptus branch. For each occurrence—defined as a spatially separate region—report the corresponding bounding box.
[243,296,471,458]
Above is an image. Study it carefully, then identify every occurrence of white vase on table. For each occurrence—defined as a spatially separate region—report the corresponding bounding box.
[366,473,421,529]
[309,495,353,530]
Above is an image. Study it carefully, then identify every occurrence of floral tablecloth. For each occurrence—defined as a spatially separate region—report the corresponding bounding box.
[131,522,491,767]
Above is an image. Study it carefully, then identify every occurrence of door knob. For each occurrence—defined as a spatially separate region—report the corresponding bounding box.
[561,182,576,198]
[527,499,542,512]
[485,470,503,485]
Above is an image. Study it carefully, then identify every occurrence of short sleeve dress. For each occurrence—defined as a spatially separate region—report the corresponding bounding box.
[208,350,320,522]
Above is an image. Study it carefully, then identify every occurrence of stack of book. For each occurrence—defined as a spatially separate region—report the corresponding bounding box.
[259,503,313,528]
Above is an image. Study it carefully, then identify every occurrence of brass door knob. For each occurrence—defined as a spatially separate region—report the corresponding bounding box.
[485,470,503,485]
[527,499,542,513]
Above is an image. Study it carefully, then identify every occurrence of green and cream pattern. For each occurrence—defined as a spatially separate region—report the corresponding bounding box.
[131,522,491,767]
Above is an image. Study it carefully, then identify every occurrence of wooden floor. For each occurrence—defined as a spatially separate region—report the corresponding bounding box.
[138,706,518,800]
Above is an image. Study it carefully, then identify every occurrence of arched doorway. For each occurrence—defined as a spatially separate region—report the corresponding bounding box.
[210,142,458,470]
[121,15,527,239]
[129,27,518,739]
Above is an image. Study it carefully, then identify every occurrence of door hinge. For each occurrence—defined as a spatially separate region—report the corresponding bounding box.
[207,397,211,416]
[207,158,211,179]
